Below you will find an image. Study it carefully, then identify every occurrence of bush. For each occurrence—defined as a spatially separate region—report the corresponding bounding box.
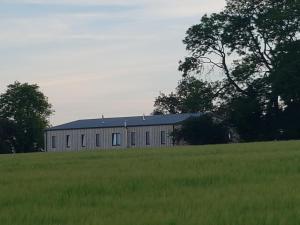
[172,114,230,145]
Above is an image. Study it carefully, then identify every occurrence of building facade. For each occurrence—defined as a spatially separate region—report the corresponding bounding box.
[44,113,201,152]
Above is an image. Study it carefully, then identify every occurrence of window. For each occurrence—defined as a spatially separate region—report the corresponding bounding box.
[81,134,86,147]
[146,131,150,145]
[112,133,121,146]
[131,132,136,146]
[51,136,56,148]
[96,134,100,147]
[66,135,71,148]
[161,131,166,145]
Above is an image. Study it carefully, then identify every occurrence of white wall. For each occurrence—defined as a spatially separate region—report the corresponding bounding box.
[45,125,174,152]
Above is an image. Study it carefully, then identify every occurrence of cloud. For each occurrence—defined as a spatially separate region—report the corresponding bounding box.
[0,0,225,45]
[0,0,226,125]
[1,0,139,5]
[1,0,225,17]
[145,0,225,18]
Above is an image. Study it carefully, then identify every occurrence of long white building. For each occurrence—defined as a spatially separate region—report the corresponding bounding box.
[44,113,201,152]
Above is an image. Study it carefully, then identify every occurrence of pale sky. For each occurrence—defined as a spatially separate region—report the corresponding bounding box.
[0,0,226,125]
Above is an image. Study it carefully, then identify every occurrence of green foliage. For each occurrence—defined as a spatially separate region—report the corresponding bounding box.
[154,92,180,114]
[227,95,264,141]
[154,76,217,114]
[181,0,299,97]
[278,104,300,139]
[0,82,53,153]
[272,40,300,106]
[155,0,300,141]
[0,141,300,225]
[172,114,229,145]
[0,118,16,154]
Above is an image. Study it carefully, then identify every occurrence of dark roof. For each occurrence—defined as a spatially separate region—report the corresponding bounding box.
[46,113,202,131]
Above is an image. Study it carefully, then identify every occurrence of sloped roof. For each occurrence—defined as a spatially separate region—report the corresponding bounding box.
[46,113,202,131]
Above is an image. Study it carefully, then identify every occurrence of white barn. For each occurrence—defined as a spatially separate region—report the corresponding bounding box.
[44,113,201,152]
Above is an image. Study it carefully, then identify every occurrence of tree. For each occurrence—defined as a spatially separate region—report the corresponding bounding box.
[155,0,300,141]
[272,40,300,107]
[0,82,53,152]
[172,114,229,145]
[0,118,16,154]
[154,92,180,115]
[181,0,299,97]
[226,95,264,141]
[154,76,217,114]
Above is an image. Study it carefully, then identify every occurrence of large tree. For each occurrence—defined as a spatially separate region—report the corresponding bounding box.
[181,0,299,99]
[155,0,300,141]
[0,82,53,152]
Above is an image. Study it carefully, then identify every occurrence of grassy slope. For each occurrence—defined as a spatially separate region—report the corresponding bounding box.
[1,141,300,225]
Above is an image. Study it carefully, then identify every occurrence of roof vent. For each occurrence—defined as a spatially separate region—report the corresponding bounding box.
[101,115,105,123]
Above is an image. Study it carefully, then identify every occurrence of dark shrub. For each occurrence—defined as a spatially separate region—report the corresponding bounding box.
[172,114,230,145]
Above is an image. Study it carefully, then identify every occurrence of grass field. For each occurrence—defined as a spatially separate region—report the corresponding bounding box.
[1,141,300,225]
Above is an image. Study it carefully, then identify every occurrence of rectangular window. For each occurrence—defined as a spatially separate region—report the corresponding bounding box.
[51,136,56,149]
[81,134,86,147]
[131,132,136,146]
[146,131,150,145]
[96,134,100,147]
[66,135,71,148]
[161,131,166,145]
[112,133,121,146]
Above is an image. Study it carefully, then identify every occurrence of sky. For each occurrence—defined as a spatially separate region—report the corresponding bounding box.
[0,0,226,125]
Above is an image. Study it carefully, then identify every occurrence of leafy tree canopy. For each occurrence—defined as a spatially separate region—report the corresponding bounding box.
[154,76,218,114]
[154,0,300,141]
[0,82,53,153]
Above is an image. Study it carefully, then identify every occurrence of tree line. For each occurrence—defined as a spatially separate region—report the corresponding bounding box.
[154,0,300,143]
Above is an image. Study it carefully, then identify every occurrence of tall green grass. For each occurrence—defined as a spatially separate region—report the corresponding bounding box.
[1,141,300,225]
